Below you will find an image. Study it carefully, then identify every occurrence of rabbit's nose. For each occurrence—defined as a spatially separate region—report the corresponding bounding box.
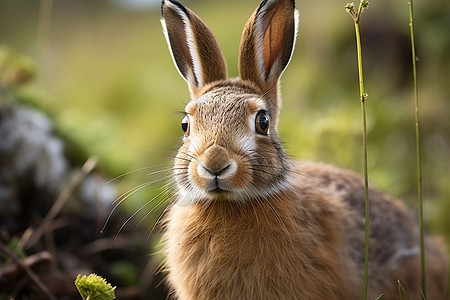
[199,145,233,178]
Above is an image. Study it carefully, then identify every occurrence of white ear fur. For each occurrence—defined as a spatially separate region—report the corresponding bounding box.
[161,1,203,87]
[161,0,227,98]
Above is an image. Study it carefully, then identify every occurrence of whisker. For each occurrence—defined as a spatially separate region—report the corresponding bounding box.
[146,168,177,177]
[101,176,171,233]
[137,182,177,231]
[171,156,193,164]
[106,166,157,184]
[148,202,173,240]
[147,184,179,240]
[171,150,197,161]
[173,171,189,177]
[169,167,189,172]
[247,163,315,181]
[114,188,171,240]
[101,181,155,233]
[138,191,173,232]
[249,167,277,177]
[113,176,170,206]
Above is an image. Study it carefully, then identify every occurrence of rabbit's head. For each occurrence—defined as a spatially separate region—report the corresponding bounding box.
[161,0,298,204]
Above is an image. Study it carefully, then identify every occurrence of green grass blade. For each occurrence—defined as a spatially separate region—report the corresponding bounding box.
[408,0,426,297]
[397,280,412,300]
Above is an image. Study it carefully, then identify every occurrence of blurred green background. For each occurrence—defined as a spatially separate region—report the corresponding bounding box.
[1,0,449,266]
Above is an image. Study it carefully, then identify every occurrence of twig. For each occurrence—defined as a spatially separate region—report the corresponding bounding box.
[0,251,53,280]
[15,227,34,256]
[80,235,135,256]
[0,241,57,300]
[137,254,158,292]
[25,156,98,249]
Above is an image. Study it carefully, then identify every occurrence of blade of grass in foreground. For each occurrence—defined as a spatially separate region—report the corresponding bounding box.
[408,0,426,297]
[345,1,370,299]
[398,280,412,300]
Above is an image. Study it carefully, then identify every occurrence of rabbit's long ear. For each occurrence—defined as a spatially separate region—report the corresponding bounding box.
[161,0,227,98]
[239,0,298,110]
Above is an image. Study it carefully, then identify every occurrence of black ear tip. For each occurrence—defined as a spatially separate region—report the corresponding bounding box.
[258,0,268,11]
[162,0,189,16]
[258,0,296,12]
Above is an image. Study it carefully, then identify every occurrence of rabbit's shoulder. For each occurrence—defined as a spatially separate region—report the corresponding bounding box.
[293,161,420,270]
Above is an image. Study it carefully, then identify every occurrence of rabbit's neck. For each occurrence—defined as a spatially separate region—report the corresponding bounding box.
[164,192,355,299]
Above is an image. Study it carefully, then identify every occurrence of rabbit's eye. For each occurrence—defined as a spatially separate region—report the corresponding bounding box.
[255,110,269,135]
[181,115,190,135]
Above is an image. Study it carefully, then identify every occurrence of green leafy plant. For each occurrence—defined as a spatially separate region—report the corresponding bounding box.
[74,274,116,300]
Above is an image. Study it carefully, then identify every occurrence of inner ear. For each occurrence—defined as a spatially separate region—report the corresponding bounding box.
[261,5,289,78]
[238,0,297,87]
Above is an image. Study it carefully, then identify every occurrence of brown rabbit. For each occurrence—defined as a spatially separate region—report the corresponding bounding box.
[160,0,447,299]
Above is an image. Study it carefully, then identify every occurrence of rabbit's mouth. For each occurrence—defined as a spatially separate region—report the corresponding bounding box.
[193,172,245,201]
[205,179,233,196]
[209,187,228,195]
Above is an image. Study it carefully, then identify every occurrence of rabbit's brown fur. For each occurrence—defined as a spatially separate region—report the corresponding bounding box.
[160,0,447,299]
[165,164,356,299]
[166,158,447,299]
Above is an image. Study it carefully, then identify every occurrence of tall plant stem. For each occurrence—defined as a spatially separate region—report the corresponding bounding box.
[346,1,369,299]
[408,0,426,297]
[356,20,370,300]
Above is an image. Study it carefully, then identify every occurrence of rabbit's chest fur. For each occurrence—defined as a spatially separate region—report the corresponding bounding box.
[164,166,358,300]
